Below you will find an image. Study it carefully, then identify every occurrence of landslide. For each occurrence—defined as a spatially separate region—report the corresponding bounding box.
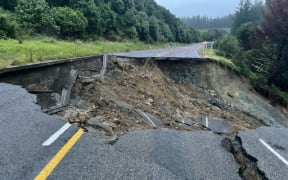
[157,60,288,127]
[54,57,285,138]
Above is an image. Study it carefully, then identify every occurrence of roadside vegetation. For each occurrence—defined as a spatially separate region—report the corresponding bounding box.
[0,0,199,43]
[181,15,233,33]
[205,0,288,107]
[200,49,238,71]
[0,37,165,67]
[0,0,200,67]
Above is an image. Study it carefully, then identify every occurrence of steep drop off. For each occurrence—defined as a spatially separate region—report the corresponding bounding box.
[54,57,288,140]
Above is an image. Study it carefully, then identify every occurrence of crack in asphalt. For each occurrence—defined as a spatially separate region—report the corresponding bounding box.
[221,136,268,180]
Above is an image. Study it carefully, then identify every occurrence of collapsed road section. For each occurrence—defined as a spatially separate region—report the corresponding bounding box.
[1,54,288,179]
[1,55,287,137]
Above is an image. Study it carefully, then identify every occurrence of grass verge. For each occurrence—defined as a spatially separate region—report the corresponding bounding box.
[0,37,166,68]
[200,48,238,71]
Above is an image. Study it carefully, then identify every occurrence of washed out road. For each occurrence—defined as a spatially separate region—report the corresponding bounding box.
[1,44,288,180]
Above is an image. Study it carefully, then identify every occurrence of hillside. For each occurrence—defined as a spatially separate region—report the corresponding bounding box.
[0,0,200,43]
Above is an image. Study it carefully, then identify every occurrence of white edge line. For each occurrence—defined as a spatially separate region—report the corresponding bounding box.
[259,139,288,166]
[42,123,72,146]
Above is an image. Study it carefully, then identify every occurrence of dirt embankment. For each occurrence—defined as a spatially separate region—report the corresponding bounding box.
[157,60,288,127]
[54,57,288,139]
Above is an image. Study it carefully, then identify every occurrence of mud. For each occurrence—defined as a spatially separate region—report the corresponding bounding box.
[222,137,268,180]
[54,58,267,139]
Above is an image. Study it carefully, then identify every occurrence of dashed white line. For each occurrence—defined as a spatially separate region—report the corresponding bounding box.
[42,123,72,146]
[259,139,288,166]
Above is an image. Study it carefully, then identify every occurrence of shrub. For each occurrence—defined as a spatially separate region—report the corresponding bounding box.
[51,7,88,38]
[0,8,18,39]
[215,35,240,58]
[16,0,57,35]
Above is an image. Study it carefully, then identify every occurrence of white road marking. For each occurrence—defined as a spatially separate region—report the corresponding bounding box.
[259,139,288,166]
[205,117,209,128]
[137,109,156,127]
[142,112,156,127]
[42,123,72,146]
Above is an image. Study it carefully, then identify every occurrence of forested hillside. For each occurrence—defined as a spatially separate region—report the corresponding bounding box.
[213,0,288,106]
[181,15,233,30]
[0,0,200,43]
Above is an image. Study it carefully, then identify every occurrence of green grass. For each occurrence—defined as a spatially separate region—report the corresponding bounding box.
[0,37,166,68]
[200,48,238,71]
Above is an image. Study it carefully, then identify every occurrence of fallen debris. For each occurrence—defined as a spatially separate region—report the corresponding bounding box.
[53,58,263,137]
[43,105,69,115]
[87,118,114,136]
[136,109,164,128]
[202,118,231,134]
[175,119,194,126]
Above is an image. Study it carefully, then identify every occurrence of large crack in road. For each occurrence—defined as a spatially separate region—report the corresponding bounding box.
[42,56,288,179]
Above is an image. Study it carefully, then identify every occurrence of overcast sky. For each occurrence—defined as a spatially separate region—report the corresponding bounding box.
[155,0,240,17]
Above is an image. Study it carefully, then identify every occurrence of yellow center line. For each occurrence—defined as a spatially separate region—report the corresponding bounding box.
[34,129,84,180]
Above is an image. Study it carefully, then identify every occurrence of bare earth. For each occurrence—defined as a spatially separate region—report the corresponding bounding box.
[56,59,265,138]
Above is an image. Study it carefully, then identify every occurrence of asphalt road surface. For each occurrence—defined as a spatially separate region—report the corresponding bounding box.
[239,127,288,180]
[0,83,79,180]
[1,80,288,179]
[49,129,241,180]
[0,83,241,180]
[113,43,204,58]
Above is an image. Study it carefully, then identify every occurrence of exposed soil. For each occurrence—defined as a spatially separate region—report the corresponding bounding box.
[221,136,268,180]
[55,58,264,138]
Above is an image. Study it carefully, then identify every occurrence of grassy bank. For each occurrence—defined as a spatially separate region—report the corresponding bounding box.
[0,37,165,68]
[201,48,288,107]
[200,48,238,71]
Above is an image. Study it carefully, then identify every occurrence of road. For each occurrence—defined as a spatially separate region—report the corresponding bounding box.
[0,83,241,180]
[1,43,288,180]
[239,127,288,180]
[113,43,204,58]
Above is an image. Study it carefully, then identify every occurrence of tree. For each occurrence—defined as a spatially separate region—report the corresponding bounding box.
[121,8,139,27]
[160,22,174,42]
[111,0,125,14]
[2,0,199,43]
[46,0,70,7]
[125,26,138,39]
[70,0,102,35]
[181,15,234,29]
[52,7,87,38]
[236,22,258,51]
[98,5,116,35]
[201,29,227,41]
[215,35,240,58]
[232,0,263,35]
[0,9,17,38]
[137,11,150,41]
[149,16,160,42]
[15,0,57,34]
[0,0,18,11]
[122,0,135,11]
[261,0,288,90]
